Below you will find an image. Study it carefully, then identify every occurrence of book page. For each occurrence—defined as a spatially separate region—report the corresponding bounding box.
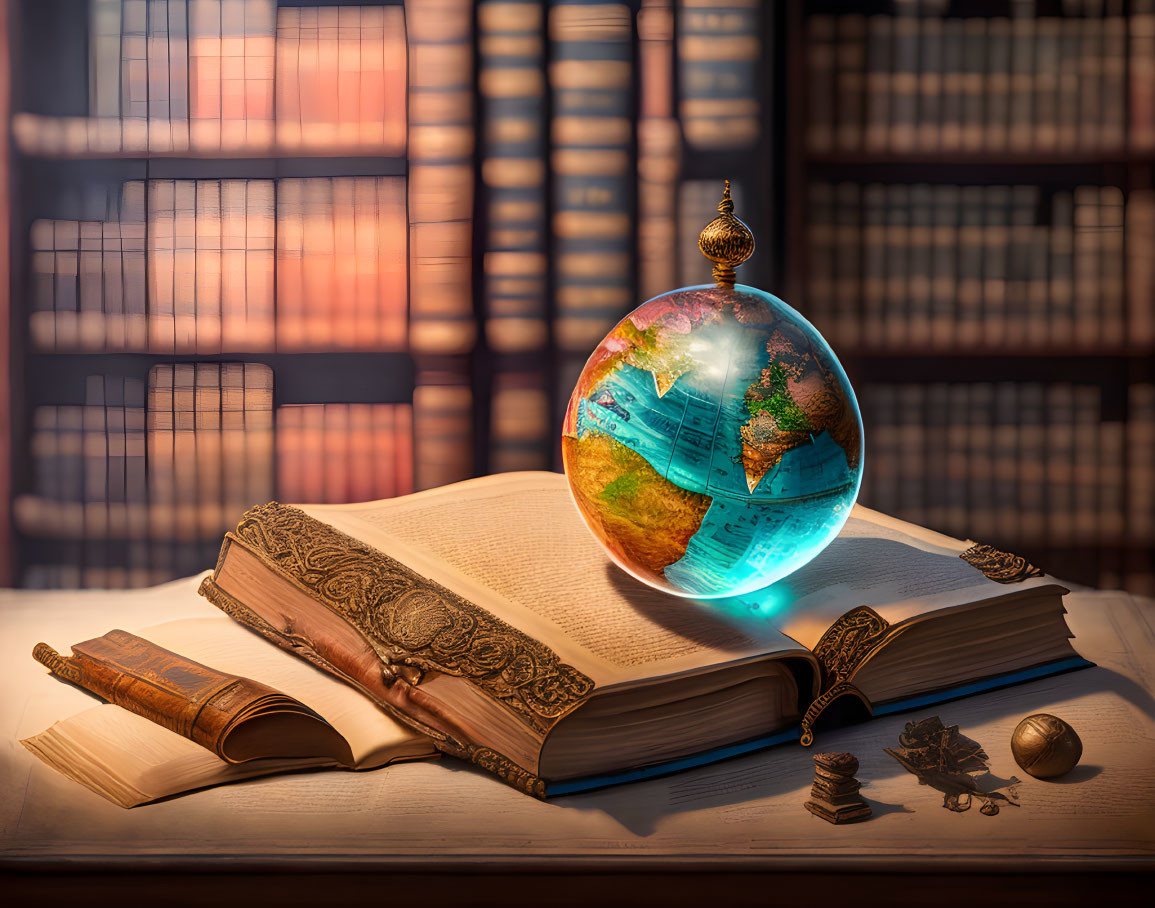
[737,507,1064,649]
[303,473,810,688]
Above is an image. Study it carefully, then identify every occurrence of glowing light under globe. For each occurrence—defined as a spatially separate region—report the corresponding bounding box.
[561,183,864,598]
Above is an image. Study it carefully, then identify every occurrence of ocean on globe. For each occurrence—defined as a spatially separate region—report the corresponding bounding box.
[561,282,863,599]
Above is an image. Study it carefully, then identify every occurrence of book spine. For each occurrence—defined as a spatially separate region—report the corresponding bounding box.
[967,383,994,541]
[489,371,551,473]
[1045,383,1074,545]
[637,0,677,302]
[78,221,105,350]
[1128,384,1155,543]
[992,382,1019,540]
[189,0,222,152]
[1017,383,1046,542]
[195,180,222,352]
[148,179,176,352]
[168,0,190,152]
[1127,190,1155,346]
[1100,12,1126,150]
[1006,185,1039,347]
[930,185,959,349]
[479,0,549,352]
[939,19,964,152]
[864,16,891,152]
[1034,18,1060,150]
[806,15,836,153]
[889,11,918,153]
[1099,186,1125,346]
[173,180,197,352]
[90,0,122,119]
[1078,16,1103,151]
[960,19,986,151]
[1049,191,1075,345]
[906,183,932,347]
[551,0,632,355]
[956,186,984,348]
[1007,15,1032,152]
[407,0,475,355]
[1073,185,1102,347]
[245,179,275,351]
[861,184,886,349]
[835,15,865,153]
[981,185,1010,348]
[985,17,1011,152]
[122,181,148,351]
[242,363,274,510]
[1133,2,1155,152]
[916,17,942,153]
[896,384,925,526]
[1056,17,1081,150]
[677,1,759,151]
[833,182,862,350]
[413,368,473,491]
[883,184,909,347]
[1073,384,1100,544]
[806,183,835,339]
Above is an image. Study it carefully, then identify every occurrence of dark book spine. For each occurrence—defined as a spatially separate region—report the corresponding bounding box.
[806,15,836,153]
[930,184,959,348]
[889,12,919,152]
[836,15,866,152]
[864,15,892,152]
[906,183,933,346]
[939,19,964,151]
[833,182,862,349]
[985,17,1011,152]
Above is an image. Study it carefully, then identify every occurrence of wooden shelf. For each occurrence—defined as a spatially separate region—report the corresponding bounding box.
[806,151,1155,167]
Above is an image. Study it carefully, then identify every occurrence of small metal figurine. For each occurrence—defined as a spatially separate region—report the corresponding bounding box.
[804,752,873,824]
[885,716,1020,816]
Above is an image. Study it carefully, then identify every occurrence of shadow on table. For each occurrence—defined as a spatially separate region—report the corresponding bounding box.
[533,662,1148,836]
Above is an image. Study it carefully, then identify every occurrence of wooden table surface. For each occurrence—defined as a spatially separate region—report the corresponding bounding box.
[1,576,1153,905]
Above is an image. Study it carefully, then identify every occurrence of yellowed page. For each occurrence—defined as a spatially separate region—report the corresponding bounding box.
[302,473,809,689]
[304,472,1065,681]
[740,506,1065,649]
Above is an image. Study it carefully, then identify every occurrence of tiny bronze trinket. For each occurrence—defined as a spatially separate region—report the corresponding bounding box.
[1011,713,1083,779]
[885,716,1019,815]
[804,752,872,824]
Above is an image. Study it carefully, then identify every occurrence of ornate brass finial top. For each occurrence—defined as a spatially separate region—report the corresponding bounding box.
[698,179,755,287]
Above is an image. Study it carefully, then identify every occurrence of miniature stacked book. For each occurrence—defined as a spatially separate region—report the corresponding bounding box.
[805,752,871,824]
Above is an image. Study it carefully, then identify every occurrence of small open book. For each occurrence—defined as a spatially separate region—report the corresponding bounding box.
[200,471,1089,798]
[22,617,437,807]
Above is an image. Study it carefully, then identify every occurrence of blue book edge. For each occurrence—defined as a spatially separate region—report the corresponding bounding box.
[545,655,1095,798]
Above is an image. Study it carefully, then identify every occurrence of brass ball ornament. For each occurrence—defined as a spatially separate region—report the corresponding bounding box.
[1010,713,1083,779]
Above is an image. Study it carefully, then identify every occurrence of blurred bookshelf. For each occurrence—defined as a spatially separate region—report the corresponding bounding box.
[785,0,1155,595]
[4,0,1151,597]
[3,0,772,588]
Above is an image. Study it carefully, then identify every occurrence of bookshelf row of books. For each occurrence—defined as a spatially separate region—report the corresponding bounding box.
[806,1,1155,155]
[12,363,471,544]
[805,182,1151,351]
[859,381,1155,549]
[29,176,408,353]
[16,0,407,156]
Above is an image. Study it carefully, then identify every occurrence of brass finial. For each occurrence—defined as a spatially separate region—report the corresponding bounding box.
[698,180,755,287]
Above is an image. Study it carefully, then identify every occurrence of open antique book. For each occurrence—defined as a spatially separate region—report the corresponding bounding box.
[22,617,437,807]
[199,471,1090,799]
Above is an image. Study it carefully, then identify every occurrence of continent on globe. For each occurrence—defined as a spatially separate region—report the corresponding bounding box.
[739,328,862,493]
[561,182,864,598]
[562,431,712,586]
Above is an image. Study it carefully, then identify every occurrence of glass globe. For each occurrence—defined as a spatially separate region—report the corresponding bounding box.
[562,282,863,599]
